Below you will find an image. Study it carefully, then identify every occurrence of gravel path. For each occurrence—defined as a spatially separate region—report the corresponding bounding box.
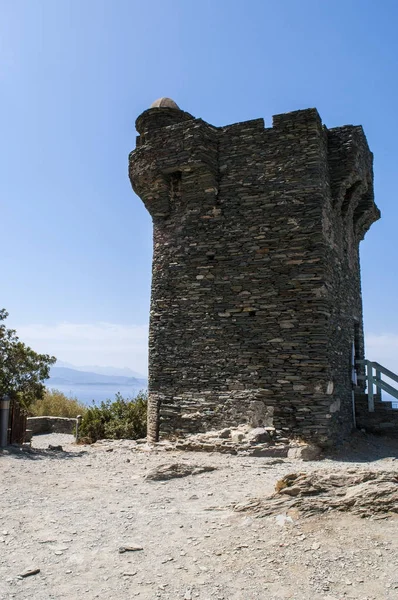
[0,434,397,600]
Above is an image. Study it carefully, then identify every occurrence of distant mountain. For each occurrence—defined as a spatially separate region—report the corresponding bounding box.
[79,365,147,378]
[55,360,147,379]
[47,366,147,387]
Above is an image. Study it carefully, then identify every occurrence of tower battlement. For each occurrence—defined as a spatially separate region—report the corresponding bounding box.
[129,100,380,446]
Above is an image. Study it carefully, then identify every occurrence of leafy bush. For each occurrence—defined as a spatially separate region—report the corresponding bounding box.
[29,388,87,418]
[79,391,147,443]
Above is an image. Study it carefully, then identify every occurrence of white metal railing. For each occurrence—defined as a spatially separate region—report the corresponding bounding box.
[356,360,398,412]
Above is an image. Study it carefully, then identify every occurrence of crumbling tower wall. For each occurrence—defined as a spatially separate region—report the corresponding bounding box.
[129,99,380,446]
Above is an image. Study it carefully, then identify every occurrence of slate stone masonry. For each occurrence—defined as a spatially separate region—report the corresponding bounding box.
[129,101,380,446]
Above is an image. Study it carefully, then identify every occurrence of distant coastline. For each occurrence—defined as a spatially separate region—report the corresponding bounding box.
[45,364,147,404]
[49,382,145,387]
[46,383,147,405]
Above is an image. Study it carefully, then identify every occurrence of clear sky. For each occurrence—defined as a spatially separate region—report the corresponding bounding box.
[1,0,397,375]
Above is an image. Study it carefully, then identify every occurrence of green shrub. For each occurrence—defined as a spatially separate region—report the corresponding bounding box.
[29,388,87,418]
[79,391,147,443]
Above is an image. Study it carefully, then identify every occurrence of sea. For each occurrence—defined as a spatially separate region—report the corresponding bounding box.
[47,384,147,406]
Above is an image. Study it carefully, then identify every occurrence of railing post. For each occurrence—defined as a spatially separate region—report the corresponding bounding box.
[367,362,375,412]
[375,367,382,398]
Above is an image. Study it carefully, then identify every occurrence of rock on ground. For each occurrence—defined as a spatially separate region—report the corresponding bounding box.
[145,463,216,481]
[234,470,398,518]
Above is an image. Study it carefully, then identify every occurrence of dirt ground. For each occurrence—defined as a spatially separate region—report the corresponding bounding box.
[0,433,397,600]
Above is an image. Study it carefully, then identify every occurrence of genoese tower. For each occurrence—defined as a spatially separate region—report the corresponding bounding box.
[129,98,380,446]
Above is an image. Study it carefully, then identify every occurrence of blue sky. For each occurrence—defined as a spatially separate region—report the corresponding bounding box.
[1,0,397,375]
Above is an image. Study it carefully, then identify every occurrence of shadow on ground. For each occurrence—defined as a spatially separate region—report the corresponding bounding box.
[0,445,87,461]
[326,432,398,463]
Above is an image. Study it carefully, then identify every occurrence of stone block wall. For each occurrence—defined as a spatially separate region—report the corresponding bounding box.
[129,101,380,446]
[355,392,398,436]
[27,416,77,435]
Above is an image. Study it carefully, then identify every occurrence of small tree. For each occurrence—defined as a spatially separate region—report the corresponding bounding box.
[0,309,56,408]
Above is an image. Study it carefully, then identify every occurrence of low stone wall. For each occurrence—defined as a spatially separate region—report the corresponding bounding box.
[27,416,77,435]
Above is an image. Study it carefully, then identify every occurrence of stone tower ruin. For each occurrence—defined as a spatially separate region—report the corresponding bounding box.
[129,98,380,446]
